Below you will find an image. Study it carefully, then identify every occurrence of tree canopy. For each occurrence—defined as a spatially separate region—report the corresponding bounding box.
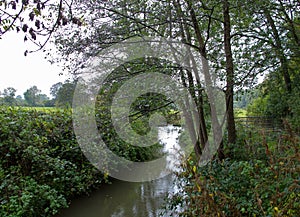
[0,0,81,54]
[0,1,299,216]
[50,0,300,157]
[1,0,299,155]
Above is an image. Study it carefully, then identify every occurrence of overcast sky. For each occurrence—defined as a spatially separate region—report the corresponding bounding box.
[0,32,68,97]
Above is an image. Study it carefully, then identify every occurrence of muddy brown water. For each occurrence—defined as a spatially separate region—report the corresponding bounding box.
[55,125,181,217]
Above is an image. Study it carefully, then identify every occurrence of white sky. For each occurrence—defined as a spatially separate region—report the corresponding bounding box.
[0,32,68,97]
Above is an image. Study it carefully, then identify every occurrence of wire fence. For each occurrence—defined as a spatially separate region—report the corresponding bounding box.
[235,116,283,132]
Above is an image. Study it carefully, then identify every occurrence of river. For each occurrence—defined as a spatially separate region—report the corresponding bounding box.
[55,125,181,217]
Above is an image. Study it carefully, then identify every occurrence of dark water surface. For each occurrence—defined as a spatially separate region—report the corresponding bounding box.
[56,126,181,217]
[56,175,174,217]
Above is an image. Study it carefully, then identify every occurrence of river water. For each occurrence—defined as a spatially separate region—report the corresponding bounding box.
[56,125,181,217]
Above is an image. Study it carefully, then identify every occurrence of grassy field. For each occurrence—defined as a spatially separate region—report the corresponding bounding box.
[16,106,61,112]
[234,108,247,117]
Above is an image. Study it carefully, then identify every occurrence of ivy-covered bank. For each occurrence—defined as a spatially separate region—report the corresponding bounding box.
[0,107,161,217]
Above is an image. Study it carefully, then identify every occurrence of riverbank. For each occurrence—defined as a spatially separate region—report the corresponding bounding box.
[55,125,182,216]
[0,107,163,217]
[164,122,300,216]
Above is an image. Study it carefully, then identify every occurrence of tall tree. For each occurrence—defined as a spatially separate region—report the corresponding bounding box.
[264,8,292,92]
[50,82,63,98]
[52,0,299,159]
[1,87,16,105]
[223,0,236,145]
[24,86,41,106]
[54,80,76,108]
[52,0,237,159]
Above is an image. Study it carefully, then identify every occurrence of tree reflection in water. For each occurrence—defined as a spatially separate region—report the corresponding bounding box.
[55,125,181,217]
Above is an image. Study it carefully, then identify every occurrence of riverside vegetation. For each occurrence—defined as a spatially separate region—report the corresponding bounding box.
[0,106,163,217]
[163,122,299,217]
[1,1,299,216]
[1,107,299,217]
[0,107,102,217]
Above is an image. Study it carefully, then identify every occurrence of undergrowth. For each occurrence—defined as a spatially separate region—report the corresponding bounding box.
[163,122,299,217]
[0,106,162,217]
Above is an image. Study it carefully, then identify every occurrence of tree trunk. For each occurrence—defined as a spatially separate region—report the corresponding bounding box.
[223,0,236,148]
[187,1,223,161]
[175,0,208,158]
[264,9,292,93]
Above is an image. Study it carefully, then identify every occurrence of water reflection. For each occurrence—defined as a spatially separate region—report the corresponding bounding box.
[55,125,180,217]
[158,125,182,173]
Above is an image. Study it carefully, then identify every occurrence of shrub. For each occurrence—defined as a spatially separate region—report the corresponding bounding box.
[164,126,299,217]
[0,106,163,216]
[0,107,103,217]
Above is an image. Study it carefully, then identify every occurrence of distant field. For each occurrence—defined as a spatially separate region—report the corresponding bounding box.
[16,106,62,112]
[234,108,247,117]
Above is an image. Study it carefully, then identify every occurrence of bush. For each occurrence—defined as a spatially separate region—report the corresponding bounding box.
[287,89,300,133]
[0,106,164,216]
[164,126,300,217]
[0,107,104,217]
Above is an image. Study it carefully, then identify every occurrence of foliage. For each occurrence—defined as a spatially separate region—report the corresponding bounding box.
[247,72,300,132]
[0,86,56,107]
[95,58,177,162]
[164,125,299,217]
[0,105,165,216]
[23,85,50,107]
[245,8,300,131]
[0,107,104,217]
[247,95,269,116]
[1,0,299,213]
[234,89,260,109]
[0,0,82,53]
[52,0,299,157]
[0,87,17,106]
[53,80,76,108]
[234,108,247,118]
[287,90,300,133]
[50,82,63,99]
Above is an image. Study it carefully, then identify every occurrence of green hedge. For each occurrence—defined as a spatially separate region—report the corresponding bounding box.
[0,107,105,216]
[0,107,103,217]
[0,106,164,216]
